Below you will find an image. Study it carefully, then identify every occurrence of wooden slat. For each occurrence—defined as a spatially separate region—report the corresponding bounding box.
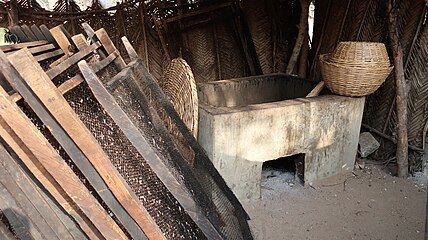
[7,48,166,240]
[10,52,119,103]
[0,155,60,240]
[40,25,56,44]
[30,25,47,41]
[0,40,48,52]
[10,26,30,42]
[0,123,98,240]
[21,25,38,41]
[0,217,16,240]
[1,50,128,240]
[0,184,45,240]
[5,43,56,56]
[50,25,74,56]
[34,49,64,62]
[0,144,77,239]
[95,28,126,70]
[72,34,89,50]
[121,36,138,62]
[46,41,101,79]
[80,60,223,239]
[4,52,145,238]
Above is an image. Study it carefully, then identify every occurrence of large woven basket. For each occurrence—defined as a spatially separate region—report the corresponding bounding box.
[319,54,393,97]
[329,42,390,67]
[158,58,198,138]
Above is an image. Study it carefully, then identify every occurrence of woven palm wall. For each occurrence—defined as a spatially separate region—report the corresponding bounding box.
[243,0,299,74]
[310,0,427,173]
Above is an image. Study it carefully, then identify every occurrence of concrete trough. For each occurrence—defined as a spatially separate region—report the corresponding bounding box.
[197,73,365,201]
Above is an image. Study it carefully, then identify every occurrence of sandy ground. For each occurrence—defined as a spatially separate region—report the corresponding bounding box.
[242,165,427,240]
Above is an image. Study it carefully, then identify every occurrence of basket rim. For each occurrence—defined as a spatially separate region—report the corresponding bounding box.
[319,54,393,70]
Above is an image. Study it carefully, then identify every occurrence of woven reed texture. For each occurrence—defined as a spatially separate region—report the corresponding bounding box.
[186,27,218,83]
[329,41,390,67]
[244,0,273,74]
[319,54,392,97]
[158,58,198,139]
[215,20,248,80]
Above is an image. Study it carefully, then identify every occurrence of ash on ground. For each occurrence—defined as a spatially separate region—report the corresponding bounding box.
[261,166,298,197]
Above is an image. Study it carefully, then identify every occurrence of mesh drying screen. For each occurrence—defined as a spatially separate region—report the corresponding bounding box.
[64,82,206,239]
[106,61,253,240]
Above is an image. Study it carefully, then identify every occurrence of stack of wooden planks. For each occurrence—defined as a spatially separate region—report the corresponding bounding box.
[0,23,253,240]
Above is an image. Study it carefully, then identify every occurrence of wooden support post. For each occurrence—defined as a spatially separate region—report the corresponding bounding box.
[8,0,18,28]
[388,0,409,177]
[286,0,309,75]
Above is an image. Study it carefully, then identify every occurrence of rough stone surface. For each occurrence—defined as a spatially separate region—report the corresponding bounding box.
[197,74,365,202]
[358,132,380,158]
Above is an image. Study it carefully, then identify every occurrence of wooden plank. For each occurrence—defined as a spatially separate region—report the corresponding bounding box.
[121,36,138,62]
[10,52,119,103]
[0,40,47,52]
[5,43,56,56]
[7,48,166,240]
[0,123,97,240]
[0,217,16,240]
[50,25,74,56]
[306,81,325,97]
[0,157,60,240]
[21,25,38,41]
[71,34,89,50]
[0,144,76,239]
[10,26,30,42]
[46,41,101,79]
[34,49,64,62]
[3,53,145,238]
[30,25,46,41]
[0,184,44,240]
[39,25,56,44]
[80,60,223,239]
[0,50,127,240]
[95,28,126,70]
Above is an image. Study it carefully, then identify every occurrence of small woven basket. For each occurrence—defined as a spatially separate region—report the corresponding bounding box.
[329,42,390,68]
[319,54,393,97]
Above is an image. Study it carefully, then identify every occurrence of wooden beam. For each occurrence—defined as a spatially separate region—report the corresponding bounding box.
[0,40,47,52]
[7,48,166,240]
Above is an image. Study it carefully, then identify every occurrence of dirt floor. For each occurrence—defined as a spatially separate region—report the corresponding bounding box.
[242,164,427,240]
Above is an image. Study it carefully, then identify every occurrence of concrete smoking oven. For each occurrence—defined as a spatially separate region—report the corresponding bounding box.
[197,74,365,201]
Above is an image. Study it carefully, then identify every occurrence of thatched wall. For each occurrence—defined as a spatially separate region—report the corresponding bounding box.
[0,0,427,172]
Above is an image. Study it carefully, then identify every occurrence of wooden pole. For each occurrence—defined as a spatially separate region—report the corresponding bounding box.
[8,0,19,28]
[388,0,409,177]
[286,0,309,75]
